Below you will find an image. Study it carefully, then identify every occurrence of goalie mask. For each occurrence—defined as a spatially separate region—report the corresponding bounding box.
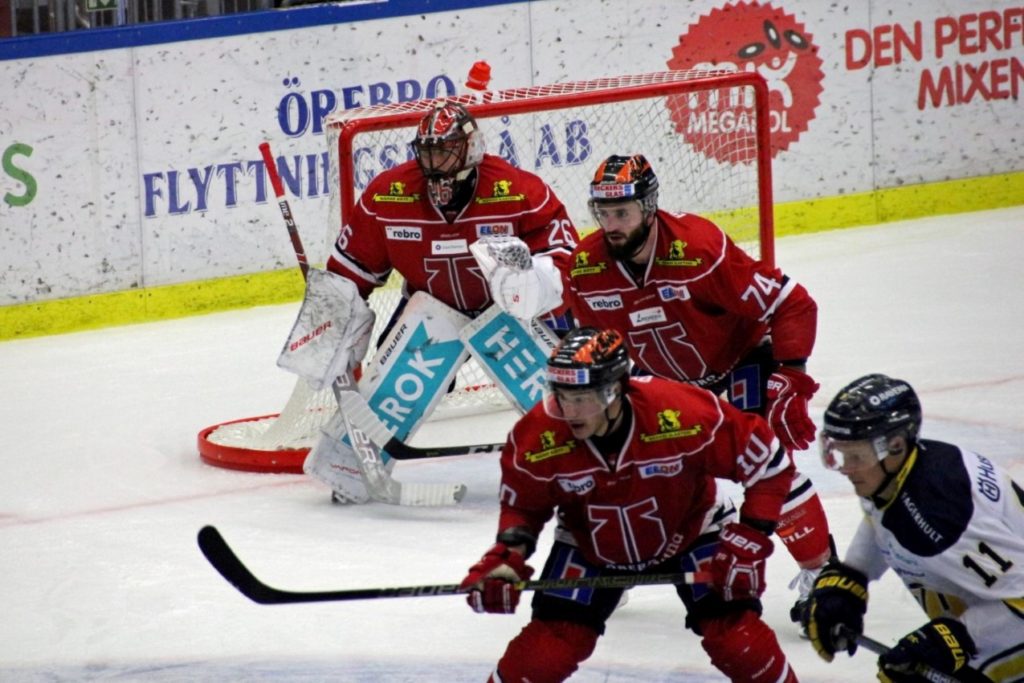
[412,100,485,208]
[543,328,630,420]
[820,373,921,471]
[588,154,660,260]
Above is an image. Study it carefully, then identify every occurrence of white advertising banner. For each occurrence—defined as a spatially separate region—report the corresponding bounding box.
[1,0,1021,306]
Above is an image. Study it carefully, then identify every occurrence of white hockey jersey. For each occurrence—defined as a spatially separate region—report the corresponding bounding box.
[845,439,1024,681]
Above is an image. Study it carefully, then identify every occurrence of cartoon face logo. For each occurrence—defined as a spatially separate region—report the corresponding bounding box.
[665,2,824,161]
[493,179,512,197]
[389,181,406,196]
[657,409,682,432]
[540,430,557,450]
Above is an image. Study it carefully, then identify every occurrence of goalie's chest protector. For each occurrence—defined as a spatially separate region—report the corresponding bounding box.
[369,158,554,315]
[506,378,724,568]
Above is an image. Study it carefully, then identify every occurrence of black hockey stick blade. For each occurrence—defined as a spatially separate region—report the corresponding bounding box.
[837,626,980,683]
[198,526,709,606]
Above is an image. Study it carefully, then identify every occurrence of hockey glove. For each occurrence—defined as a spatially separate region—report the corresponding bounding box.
[878,618,982,683]
[459,542,534,614]
[709,522,774,602]
[766,366,820,453]
[470,236,564,321]
[803,560,868,663]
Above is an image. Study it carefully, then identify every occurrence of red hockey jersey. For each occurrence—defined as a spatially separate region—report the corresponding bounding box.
[497,376,793,570]
[327,154,577,315]
[566,210,816,380]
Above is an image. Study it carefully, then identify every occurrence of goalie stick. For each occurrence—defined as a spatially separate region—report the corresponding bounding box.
[198,525,709,605]
[260,141,466,506]
[837,626,984,683]
[337,390,505,460]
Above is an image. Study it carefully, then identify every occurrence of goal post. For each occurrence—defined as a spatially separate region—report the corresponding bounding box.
[198,69,776,473]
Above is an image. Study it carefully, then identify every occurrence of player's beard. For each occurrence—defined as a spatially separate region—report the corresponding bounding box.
[604,220,651,261]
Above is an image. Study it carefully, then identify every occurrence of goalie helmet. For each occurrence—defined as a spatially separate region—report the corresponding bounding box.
[588,154,660,219]
[412,100,486,207]
[822,373,921,443]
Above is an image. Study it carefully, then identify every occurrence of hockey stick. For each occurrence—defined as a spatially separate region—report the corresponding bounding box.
[259,142,309,280]
[337,389,505,460]
[198,525,710,605]
[837,626,985,683]
[260,141,465,505]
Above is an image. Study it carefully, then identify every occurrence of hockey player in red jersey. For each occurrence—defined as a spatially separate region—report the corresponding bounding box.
[294,100,579,505]
[460,328,799,682]
[327,99,577,328]
[561,154,832,626]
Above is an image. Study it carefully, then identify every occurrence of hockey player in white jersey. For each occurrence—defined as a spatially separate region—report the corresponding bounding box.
[802,374,1023,682]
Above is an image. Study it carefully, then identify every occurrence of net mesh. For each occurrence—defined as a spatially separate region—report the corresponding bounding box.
[209,69,771,452]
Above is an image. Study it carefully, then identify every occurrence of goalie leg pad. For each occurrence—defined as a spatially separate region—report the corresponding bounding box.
[302,411,369,504]
[278,269,375,391]
[700,610,797,682]
[496,619,599,683]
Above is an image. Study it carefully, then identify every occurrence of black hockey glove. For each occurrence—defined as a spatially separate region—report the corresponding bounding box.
[802,560,868,662]
[878,617,988,683]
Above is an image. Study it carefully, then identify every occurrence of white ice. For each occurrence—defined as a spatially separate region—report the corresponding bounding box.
[2,207,1022,682]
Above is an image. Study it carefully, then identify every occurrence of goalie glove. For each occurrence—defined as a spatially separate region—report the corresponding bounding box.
[459,542,534,614]
[277,269,376,390]
[470,235,563,321]
[803,560,868,663]
[766,365,820,453]
[878,618,984,683]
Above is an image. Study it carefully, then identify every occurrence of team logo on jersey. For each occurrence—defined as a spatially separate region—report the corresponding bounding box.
[655,240,702,267]
[584,294,623,311]
[431,239,469,255]
[640,409,702,442]
[476,222,513,237]
[385,226,423,241]
[570,251,607,277]
[558,475,596,494]
[476,179,525,204]
[629,306,667,326]
[524,430,575,462]
[639,461,684,478]
[657,284,691,301]
[373,181,419,203]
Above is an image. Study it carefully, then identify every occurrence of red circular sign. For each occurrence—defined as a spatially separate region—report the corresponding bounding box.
[666,2,824,163]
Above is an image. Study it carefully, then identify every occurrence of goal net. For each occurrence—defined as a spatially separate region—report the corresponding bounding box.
[199,69,775,470]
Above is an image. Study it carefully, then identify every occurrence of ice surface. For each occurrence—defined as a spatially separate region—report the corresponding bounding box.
[1,207,1022,682]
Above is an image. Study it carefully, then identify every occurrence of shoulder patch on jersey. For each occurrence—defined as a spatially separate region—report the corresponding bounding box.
[476,222,513,237]
[974,454,1002,503]
[639,460,684,478]
[373,181,420,203]
[524,430,576,463]
[584,294,623,311]
[385,226,423,241]
[570,251,608,277]
[639,408,703,443]
[475,179,525,204]
[654,239,703,267]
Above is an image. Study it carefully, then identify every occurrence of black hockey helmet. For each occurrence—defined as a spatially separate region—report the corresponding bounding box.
[820,374,921,470]
[546,327,630,391]
[588,154,660,218]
